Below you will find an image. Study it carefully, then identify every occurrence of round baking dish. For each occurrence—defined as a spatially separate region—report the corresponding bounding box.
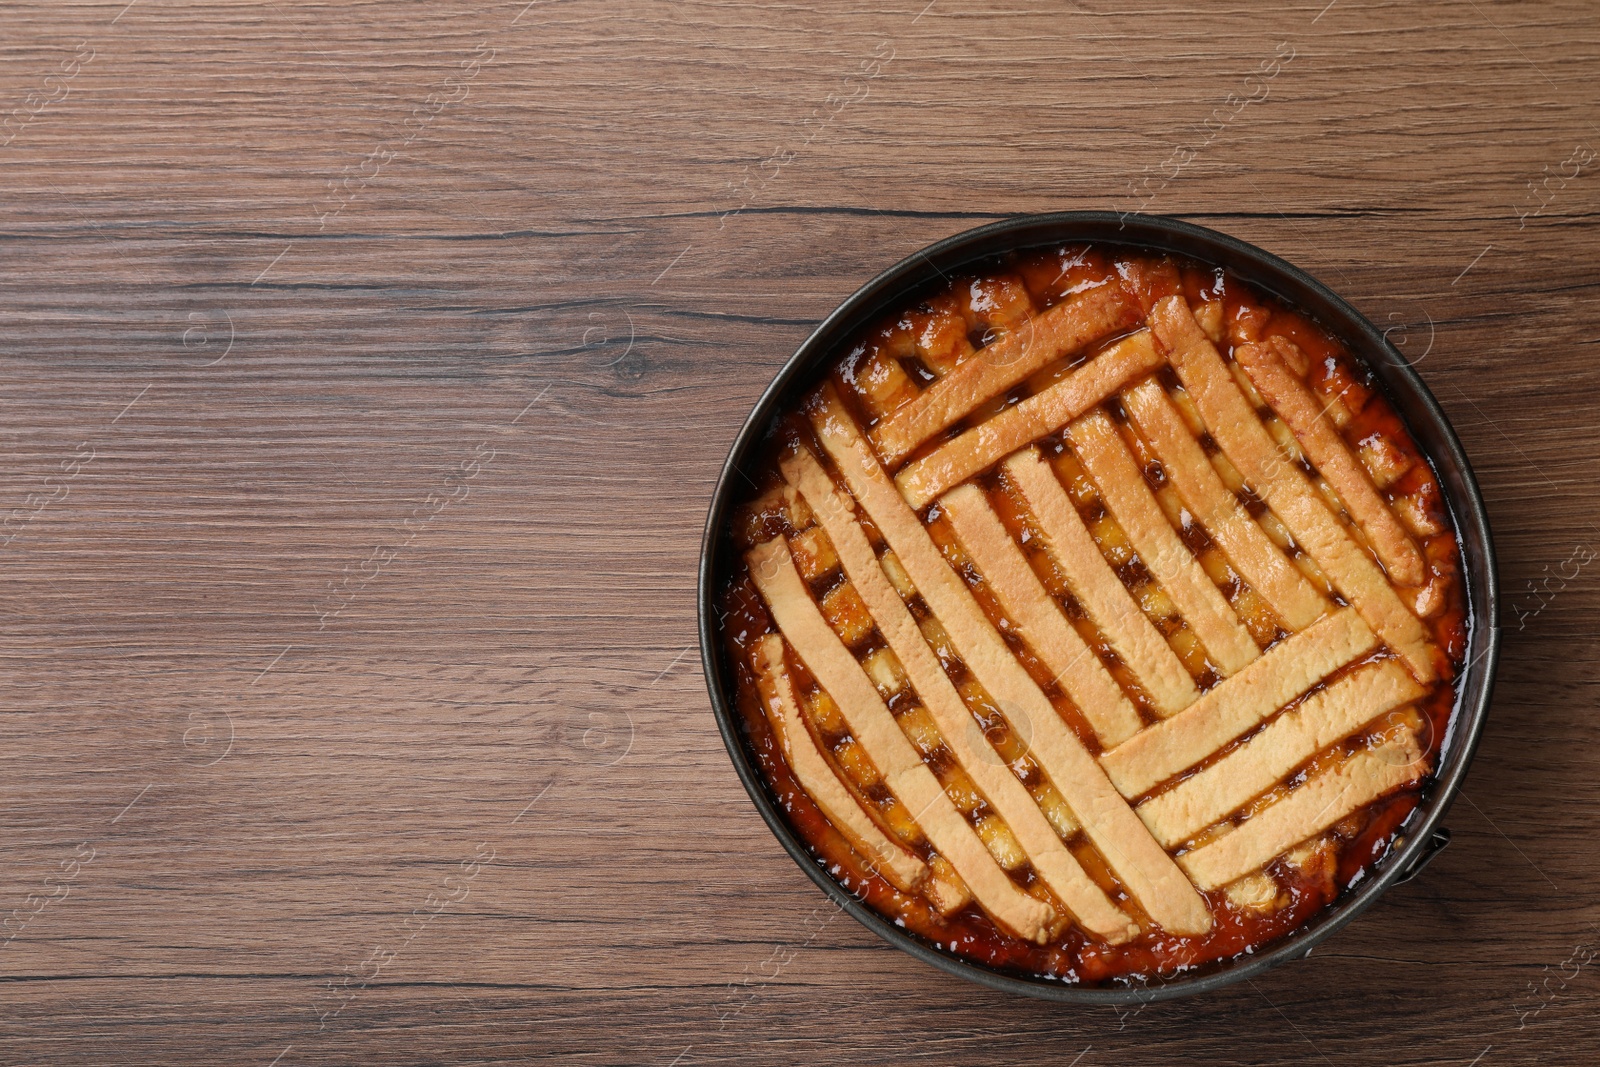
[698,211,1499,1003]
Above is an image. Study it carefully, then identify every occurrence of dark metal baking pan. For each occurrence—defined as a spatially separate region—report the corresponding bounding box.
[698,211,1499,1003]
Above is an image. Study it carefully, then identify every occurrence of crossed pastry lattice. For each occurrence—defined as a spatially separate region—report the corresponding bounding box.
[745,274,1441,945]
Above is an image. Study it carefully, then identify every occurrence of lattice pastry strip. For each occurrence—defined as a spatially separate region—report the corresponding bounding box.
[808,383,1212,936]
[939,482,1145,748]
[1119,376,1329,631]
[734,261,1451,956]
[746,535,1058,942]
[752,634,932,891]
[896,330,1162,509]
[1178,732,1426,890]
[1001,446,1201,717]
[870,283,1139,466]
[1136,658,1425,848]
[1064,409,1261,677]
[779,445,1138,942]
[1234,337,1427,587]
[1099,608,1380,798]
[845,276,1036,422]
[1147,297,1436,683]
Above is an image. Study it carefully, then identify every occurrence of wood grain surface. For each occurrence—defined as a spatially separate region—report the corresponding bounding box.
[1,1,1597,1063]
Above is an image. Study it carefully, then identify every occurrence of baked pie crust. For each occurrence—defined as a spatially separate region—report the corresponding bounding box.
[721,245,1466,983]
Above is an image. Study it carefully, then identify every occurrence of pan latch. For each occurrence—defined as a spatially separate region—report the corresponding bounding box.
[1394,828,1452,885]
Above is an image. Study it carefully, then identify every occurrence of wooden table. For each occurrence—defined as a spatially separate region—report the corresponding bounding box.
[2,1,1596,1063]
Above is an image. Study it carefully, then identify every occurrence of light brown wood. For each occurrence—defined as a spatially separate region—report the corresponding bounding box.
[0,0,1595,1061]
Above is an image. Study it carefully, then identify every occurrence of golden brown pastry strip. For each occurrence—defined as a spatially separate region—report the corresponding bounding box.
[871,283,1138,467]
[781,448,1137,942]
[753,634,931,891]
[1148,297,1437,683]
[1121,378,1328,632]
[896,331,1163,510]
[1003,447,1201,717]
[1236,337,1427,587]
[1066,410,1260,676]
[747,535,1056,942]
[940,482,1144,748]
[1136,658,1425,848]
[1099,608,1378,798]
[1176,732,1426,890]
[921,862,972,915]
[807,385,1212,936]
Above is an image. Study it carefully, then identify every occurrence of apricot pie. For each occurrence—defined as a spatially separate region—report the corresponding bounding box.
[719,244,1466,983]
